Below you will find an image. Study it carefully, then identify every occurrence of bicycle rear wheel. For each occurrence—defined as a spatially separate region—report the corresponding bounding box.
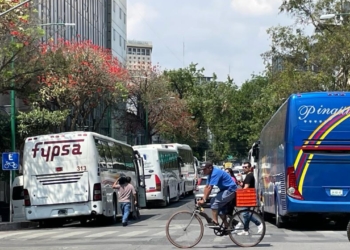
[166,210,204,248]
[228,209,266,247]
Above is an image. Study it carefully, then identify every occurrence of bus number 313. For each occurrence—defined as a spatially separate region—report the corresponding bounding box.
[77,166,87,171]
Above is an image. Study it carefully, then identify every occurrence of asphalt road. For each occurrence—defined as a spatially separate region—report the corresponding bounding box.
[0,196,349,250]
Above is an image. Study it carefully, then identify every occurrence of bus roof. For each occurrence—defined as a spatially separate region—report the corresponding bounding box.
[25,131,131,147]
[132,146,178,153]
[260,91,350,135]
[133,143,192,150]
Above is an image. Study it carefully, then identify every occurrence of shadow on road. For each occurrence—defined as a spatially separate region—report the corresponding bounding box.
[265,214,349,231]
[197,243,272,248]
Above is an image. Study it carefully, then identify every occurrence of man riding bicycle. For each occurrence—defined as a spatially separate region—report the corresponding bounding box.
[197,162,237,229]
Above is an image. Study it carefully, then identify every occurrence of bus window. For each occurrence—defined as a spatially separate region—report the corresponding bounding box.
[110,143,126,170]
[103,142,113,169]
[120,144,136,171]
[95,138,107,169]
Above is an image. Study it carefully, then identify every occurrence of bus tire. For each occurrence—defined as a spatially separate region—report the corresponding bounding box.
[110,195,117,224]
[275,201,284,228]
[161,189,170,207]
[174,185,180,202]
[347,220,350,241]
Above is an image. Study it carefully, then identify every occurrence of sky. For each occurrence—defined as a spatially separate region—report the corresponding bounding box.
[127,0,294,86]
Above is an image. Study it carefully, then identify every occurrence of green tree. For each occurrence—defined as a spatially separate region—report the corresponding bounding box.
[124,65,197,144]
[17,104,69,139]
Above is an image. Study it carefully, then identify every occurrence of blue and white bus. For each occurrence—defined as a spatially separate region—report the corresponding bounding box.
[256,92,350,227]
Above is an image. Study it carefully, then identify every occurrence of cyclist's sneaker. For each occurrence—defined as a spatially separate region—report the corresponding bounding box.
[235,222,243,230]
[257,224,263,234]
[237,230,249,236]
[206,222,220,229]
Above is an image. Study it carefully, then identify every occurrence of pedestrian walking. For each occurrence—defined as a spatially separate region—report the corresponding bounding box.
[112,176,137,226]
[235,162,263,235]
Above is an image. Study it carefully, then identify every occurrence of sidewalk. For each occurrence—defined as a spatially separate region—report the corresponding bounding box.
[0,221,38,231]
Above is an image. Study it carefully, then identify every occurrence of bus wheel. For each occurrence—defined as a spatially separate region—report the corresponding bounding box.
[275,201,284,228]
[174,186,180,202]
[161,189,170,207]
[347,220,350,241]
[110,196,117,224]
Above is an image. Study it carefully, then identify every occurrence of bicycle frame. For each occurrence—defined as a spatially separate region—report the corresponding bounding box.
[185,205,261,232]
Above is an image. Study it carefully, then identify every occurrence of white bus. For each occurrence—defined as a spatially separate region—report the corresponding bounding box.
[23,132,146,226]
[133,145,182,207]
[163,143,195,195]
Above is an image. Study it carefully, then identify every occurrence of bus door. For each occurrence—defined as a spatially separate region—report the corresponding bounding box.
[134,150,147,208]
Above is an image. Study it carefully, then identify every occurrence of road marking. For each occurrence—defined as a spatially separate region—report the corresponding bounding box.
[85,231,117,238]
[51,231,88,239]
[283,229,304,235]
[213,236,226,242]
[153,231,166,236]
[19,231,58,239]
[316,231,344,237]
[119,230,147,237]
[0,231,30,239]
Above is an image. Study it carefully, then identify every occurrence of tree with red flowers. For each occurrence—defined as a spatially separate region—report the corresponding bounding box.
[31,39,128,132]
[124,64,197,144]
[0,0,44,94]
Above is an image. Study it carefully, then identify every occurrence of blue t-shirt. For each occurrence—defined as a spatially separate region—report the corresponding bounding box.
[208,168,237,192]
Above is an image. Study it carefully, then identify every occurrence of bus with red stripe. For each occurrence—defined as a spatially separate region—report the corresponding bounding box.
[255,92,350,228]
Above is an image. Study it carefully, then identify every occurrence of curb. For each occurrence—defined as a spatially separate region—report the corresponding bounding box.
[0,221,38,231]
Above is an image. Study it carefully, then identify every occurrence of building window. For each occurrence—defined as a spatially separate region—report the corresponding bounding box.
[124,13,126,24]
[124,39,126,50]
[119,7,122,19]
[119,35,122,46]
[113,29,116,41]
[113,0,116,12]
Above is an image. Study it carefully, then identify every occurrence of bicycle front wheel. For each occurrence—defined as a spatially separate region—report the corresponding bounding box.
[166,210,204,249]
[228,209,266,247]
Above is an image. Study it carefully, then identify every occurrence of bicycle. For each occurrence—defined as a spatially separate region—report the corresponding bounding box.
[166,189,266,248]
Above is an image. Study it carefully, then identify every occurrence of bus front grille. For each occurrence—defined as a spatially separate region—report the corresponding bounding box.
[36,172,84,185]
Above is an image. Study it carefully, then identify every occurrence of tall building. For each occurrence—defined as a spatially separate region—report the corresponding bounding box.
[36,0,108,47]
[125,40,153,145]
[108,0,127,65]
[34,0,127,141]
[126,40,153,70]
